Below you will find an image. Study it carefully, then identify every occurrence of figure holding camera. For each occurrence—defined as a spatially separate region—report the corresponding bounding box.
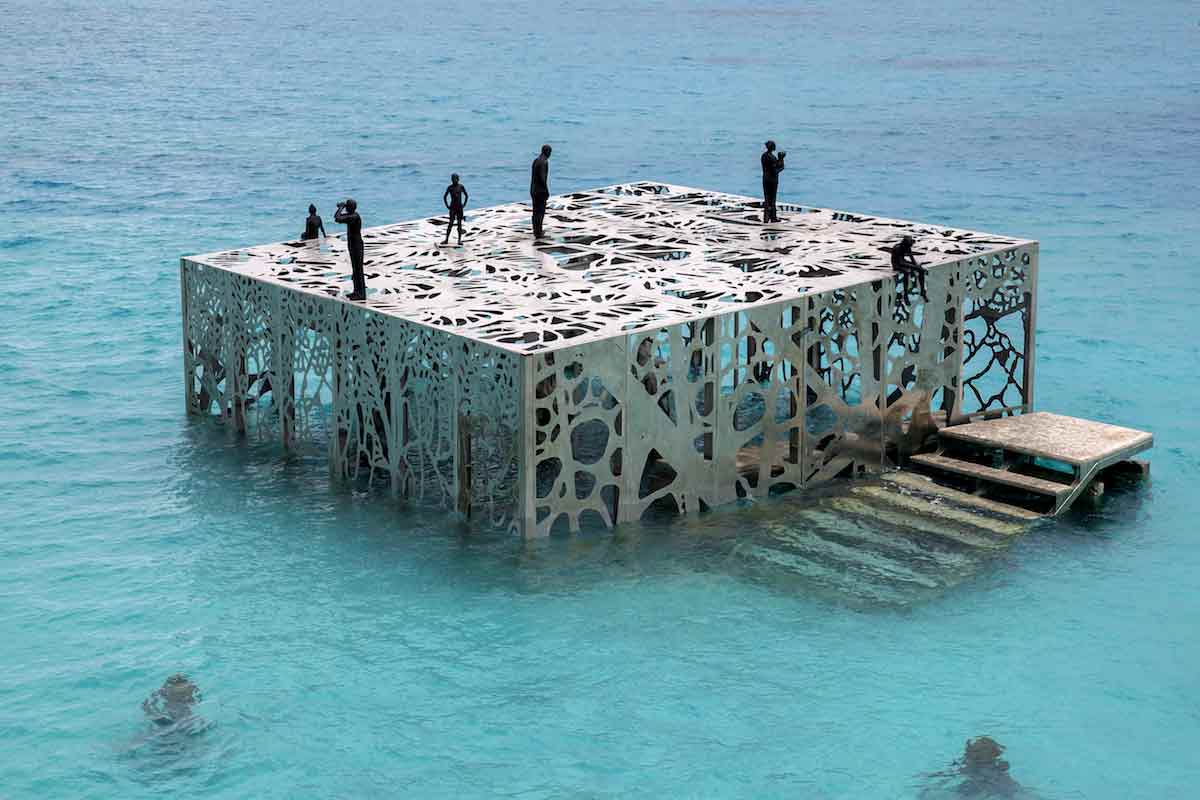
[761,140,786,223]
[334,198,366,301]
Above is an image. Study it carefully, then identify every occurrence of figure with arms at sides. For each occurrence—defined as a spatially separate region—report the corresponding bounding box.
[301,204,326,241]
[530,144,552,239]
[442,173,469,246]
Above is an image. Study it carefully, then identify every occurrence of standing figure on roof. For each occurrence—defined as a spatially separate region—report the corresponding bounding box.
[335,198,367,301]
[442,173,470,246]
[530,144,552,239]
[761,140,786,223]
[301,204,326,241]
[891,234,929,303]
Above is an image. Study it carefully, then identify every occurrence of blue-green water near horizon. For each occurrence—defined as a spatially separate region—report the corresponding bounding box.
[2,1,1198,797]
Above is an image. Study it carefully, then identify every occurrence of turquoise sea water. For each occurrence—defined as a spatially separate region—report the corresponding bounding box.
[2,1,1199,796]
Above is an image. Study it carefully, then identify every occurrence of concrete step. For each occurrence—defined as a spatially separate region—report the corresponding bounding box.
[830,495,1010,550]
[779,508,979,574]
[725,477,1044,605]
[911,453,1073,498]
[852,484,1030,537]
[731,542,914,606]
[880,471,1043,522]
[760,524,943,589]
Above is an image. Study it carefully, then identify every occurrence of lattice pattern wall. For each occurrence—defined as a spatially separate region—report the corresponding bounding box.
[181,183,1036,536]
[182,262,521,528]
[522,242,1036,534]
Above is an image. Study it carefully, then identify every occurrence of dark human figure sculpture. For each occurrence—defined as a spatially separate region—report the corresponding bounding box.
[442,174,470,246]
[301,204,326,241]
[920,736,1039,799]
[892,234,929,302]
[142,673,200,726]
[530,144,552,239]
[951,736,1027,797]
[334,198,366,301]
[761,140,786,223]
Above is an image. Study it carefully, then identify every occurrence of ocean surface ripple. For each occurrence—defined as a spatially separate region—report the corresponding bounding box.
[1,1,1198,797]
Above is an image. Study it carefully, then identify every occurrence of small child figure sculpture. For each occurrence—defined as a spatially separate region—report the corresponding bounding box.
[442,174,470,246]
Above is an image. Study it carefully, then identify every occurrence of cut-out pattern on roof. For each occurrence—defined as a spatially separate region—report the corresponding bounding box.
[181,183,1038,534]
[186,182,1030,354]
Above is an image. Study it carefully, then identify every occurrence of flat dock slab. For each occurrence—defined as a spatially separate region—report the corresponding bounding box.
[940,412,1153,467]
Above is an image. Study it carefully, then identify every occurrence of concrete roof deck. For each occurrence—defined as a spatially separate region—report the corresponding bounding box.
[184,181,1034,355]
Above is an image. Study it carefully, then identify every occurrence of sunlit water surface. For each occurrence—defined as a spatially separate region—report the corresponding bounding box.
[2,1,1198,797]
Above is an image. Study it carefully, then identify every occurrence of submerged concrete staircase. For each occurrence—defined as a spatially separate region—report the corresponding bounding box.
[723,413,1153,605]
[728,472,1035,607]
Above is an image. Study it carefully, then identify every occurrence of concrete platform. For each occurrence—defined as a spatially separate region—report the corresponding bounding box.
[914,411,1153,516]
[940,411,1153,467]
